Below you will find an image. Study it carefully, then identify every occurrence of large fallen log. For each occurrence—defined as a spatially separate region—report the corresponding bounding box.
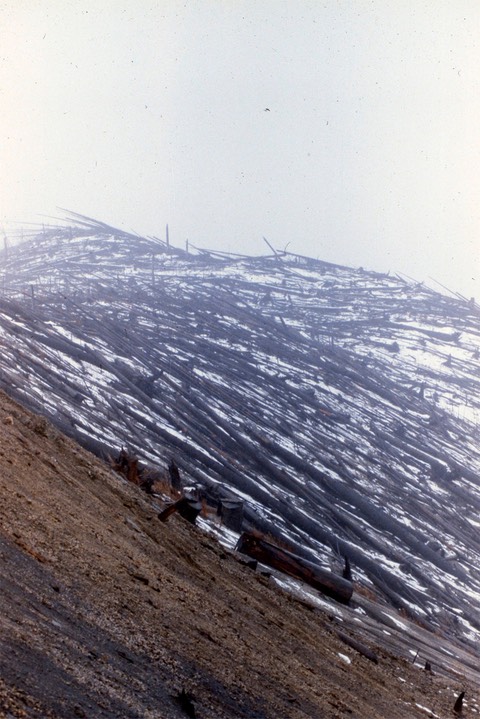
[236,532,353,604]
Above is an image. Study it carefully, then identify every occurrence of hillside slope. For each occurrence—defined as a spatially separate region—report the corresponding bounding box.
[0,389,478,718]
[1,216,480,645]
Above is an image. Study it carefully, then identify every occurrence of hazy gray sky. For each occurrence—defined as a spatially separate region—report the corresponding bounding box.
[1,1,480,297]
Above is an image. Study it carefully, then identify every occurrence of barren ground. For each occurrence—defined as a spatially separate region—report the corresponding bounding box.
[0,390,478,718]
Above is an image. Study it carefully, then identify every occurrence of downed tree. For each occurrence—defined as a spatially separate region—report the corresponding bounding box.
[236,532,353,604]
[158,490,202,525]
[336,631,378,663]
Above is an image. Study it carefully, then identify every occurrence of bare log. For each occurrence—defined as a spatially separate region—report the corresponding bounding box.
[336,631,378,664]
[236,532,353,604]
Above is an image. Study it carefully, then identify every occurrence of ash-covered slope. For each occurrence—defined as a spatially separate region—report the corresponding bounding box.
[3,389,476,719]
[2,216,480,643]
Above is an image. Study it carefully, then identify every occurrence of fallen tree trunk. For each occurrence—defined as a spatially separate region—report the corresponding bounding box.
[236,532,353,604]
[158,490,202,525]
[336,631,378,663]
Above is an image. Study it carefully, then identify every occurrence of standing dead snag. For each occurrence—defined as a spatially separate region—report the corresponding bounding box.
[168,458,182,490]
[343,555,352,581]
[127,456,140,485]
[217,497,244,532]
[175,688,196,718]
[112,449,142,485]
[111,449,157,494]
[236,532,353,604]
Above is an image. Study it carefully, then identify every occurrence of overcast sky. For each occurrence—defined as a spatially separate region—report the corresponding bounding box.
[1,1,480,298]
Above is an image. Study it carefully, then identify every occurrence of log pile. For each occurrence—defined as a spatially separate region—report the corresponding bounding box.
[1,216,480,631]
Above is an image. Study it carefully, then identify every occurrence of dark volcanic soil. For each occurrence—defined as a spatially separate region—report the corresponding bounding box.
[0,390,478,718]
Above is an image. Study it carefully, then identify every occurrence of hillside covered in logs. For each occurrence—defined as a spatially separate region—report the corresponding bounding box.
[2,214,480,645]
